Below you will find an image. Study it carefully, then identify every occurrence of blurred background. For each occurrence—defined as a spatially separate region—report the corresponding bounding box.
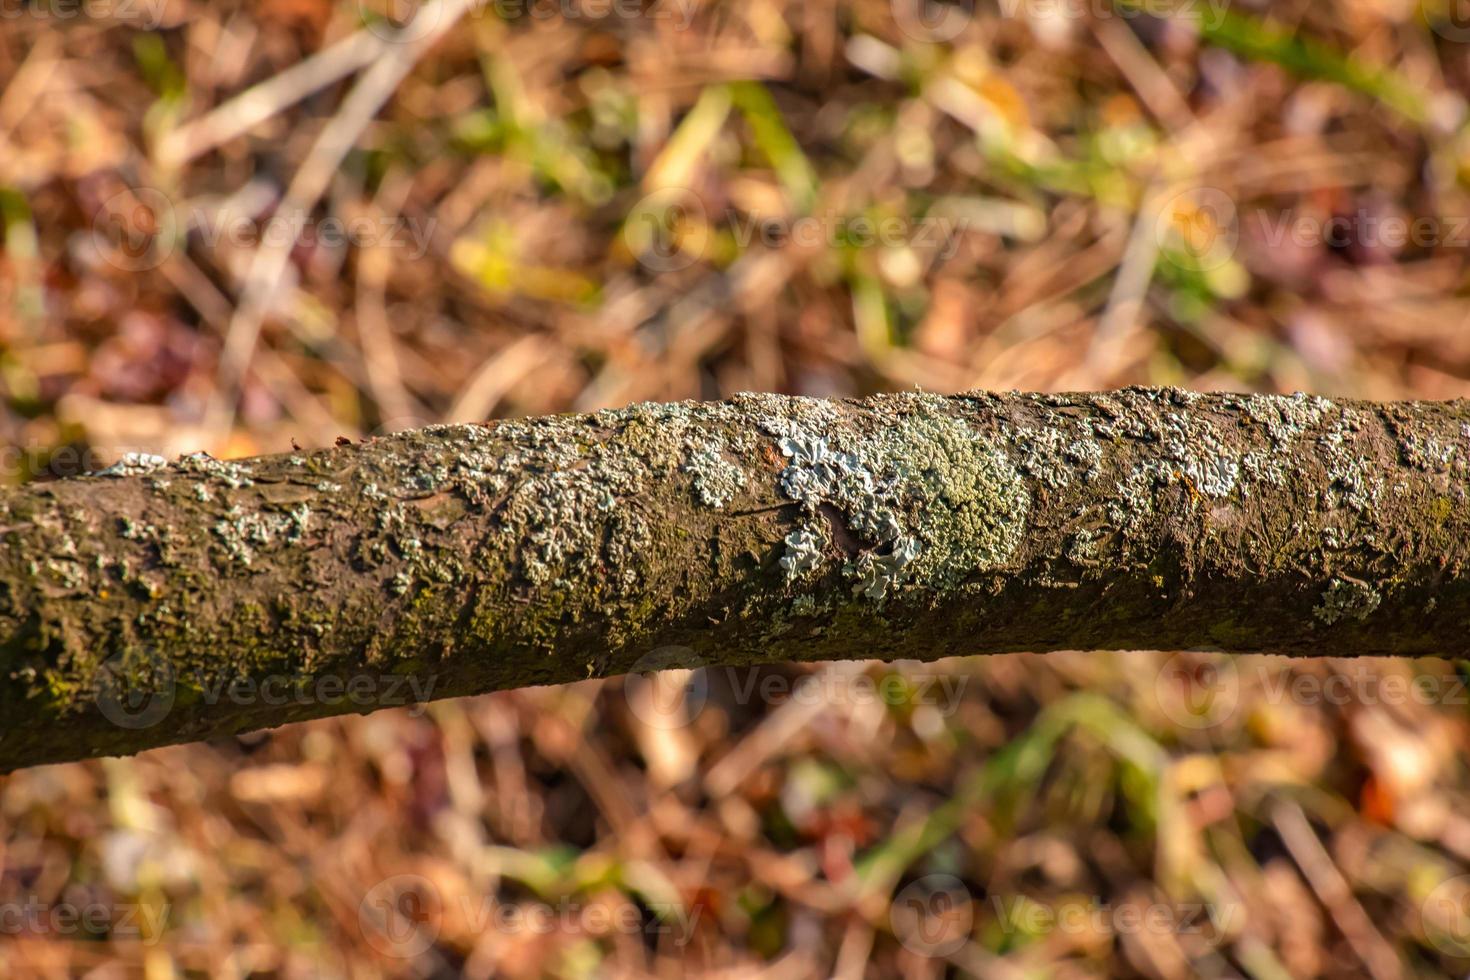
[6,0,1470,975]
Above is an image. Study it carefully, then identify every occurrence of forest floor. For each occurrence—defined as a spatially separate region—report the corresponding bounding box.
[5,1,1470,975]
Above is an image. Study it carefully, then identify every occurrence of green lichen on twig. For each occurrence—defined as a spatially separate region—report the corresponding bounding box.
[744,391,1030,600]
[2,387,1470,769]
[1315,578,1382,626]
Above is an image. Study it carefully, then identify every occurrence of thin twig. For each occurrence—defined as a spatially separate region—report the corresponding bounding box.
[201,0,479,448]
[1272,800,1402,980]
[154,29,385,169]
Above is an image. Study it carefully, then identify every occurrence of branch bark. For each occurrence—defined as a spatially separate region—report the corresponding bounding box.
[2,387,1467,770]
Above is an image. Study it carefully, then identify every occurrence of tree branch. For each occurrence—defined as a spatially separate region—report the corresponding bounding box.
[2,388,1466,770]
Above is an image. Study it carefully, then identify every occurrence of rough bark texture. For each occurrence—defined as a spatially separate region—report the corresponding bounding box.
[2,387,1468,770]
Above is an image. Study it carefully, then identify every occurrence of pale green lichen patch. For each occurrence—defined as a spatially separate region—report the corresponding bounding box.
[212,504,310,567]
[1240,392,1332,445]
[1087,390,1339,517]
[93,452,168,477]
[175,451,256,488]
[1314,577,1381,625]
[504,464,639,588]
[476,405,709,607]
[1317,410,1382,512]
[849,535,922,599]
[789,594,819,616]
[887,408,1028,589]
[1016,427,1072,489]
[1067,528,1099,563]
[1400,432,1456,471]
[1066,438,1103,473]
[992,389,1380,566]
[1012,425,1104,490]
[780,524,827,582]
[749,391,1030,599]
[1147,391,1240,498]
[1107,460,1173,532]
[684,440,747,509]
